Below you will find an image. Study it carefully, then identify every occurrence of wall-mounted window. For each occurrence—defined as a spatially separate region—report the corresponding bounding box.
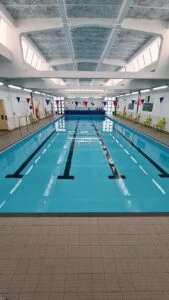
[54,97,65,115]
[0,17,7,46]
[21,37,42,70]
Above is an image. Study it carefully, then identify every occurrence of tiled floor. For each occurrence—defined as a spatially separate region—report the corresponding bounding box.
[110,115,169,146]
[0,115,58,151]
[1,217,169,299]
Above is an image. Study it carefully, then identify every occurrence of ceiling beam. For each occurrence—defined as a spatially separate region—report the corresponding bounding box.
[48,58,127,67]
[17,17,166,36]
[96,0,132,71]
[122,19,166,35]
[58,0,78,85]
[0,43,12,62]
[0,3,16,27]
[157,29,169,73]
[1,70,169,80]
[17,18,62,34]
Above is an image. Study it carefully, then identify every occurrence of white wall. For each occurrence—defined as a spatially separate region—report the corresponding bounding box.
[65,98,104,110]
[0,86,53,130]
[118,89,169,132]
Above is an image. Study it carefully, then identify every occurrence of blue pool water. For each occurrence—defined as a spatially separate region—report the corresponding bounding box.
[0,115,169,213]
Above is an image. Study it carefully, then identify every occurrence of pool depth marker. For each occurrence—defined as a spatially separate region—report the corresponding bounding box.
[92,122,125,180]
[58,121,79,180]
[6,131,55,179]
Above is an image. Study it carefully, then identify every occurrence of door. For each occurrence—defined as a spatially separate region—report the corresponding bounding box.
[0,100,8,130]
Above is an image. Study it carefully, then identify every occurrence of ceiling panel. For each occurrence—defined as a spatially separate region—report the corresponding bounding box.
[127,1,169,21]
[65,0,122,18]
[0,0,60,19]
[133,0,169,8]
[100,64,118,71]
[107,29,153,61]
[71,26,111,60]
[66,0,121,4]
[77,62,97,71]
[66,5,120,18]
[53,63,74,71]
[27,29,71,60]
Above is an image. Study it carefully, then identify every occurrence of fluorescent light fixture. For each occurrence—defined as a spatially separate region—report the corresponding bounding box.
[65,89,104,92]
[8,84,21,90]
[23,88,32,92]
[34,91,40,94]
[140,89,150,93]
[41,93,46,95]
[131,92,138,95]
[152,85,168,91]
[0,82,4,86]
[125,93,130,96]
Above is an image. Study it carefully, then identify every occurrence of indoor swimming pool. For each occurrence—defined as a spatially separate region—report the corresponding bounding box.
[0,115,169,214]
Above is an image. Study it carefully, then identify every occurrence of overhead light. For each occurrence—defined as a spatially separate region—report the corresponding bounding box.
[34,91,40,94]
[152,85,168,91]
[140,89,150,93]
[131,92,138,95]
[125,93,130,96]
[8,84,21,90]
[0,82,4,86]
[65,89,104,92]
[23,88,32,92]
[41,93,46,95]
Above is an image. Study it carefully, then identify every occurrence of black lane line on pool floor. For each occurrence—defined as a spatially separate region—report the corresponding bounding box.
[58,121,79,180]
[114,125,169,178]
[92,122,126,180]
[6,131,55,179]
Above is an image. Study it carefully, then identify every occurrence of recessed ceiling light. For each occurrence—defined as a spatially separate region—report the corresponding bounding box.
[8,84,21,90]
[152,86,168,91]
[140,89,151,93]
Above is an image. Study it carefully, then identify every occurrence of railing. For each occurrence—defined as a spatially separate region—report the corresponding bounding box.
[4,110,55,136]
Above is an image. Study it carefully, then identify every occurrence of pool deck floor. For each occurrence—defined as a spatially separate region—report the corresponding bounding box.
[1,217,169,299]
[110,115,169,147]
[1,115,169,299]
[0,115,58,151]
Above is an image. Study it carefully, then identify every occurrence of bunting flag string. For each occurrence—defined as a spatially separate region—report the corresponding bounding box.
[30,92,34,114]
[141,99,145,105]
[83,101,88,107]
[26,98,30,104]
[136,91,141,113]
[16,97,20,103]
[75,101,79,107]
[102,101,107,106]
[160,97,164,103]
[45,99,50,105]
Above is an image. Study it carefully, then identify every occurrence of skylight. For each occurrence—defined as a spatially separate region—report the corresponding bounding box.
[21,37,42,71]
[126,37,161,72]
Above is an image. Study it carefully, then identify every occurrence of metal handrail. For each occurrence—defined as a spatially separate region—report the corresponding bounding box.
[4,110,54,136]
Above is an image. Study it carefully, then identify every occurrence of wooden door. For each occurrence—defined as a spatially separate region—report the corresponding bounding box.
[0,100,8,130]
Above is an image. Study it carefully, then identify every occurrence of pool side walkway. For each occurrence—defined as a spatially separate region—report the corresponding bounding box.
[0,116,60,152]
[109,115,169,147]
[1,217,169,299]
